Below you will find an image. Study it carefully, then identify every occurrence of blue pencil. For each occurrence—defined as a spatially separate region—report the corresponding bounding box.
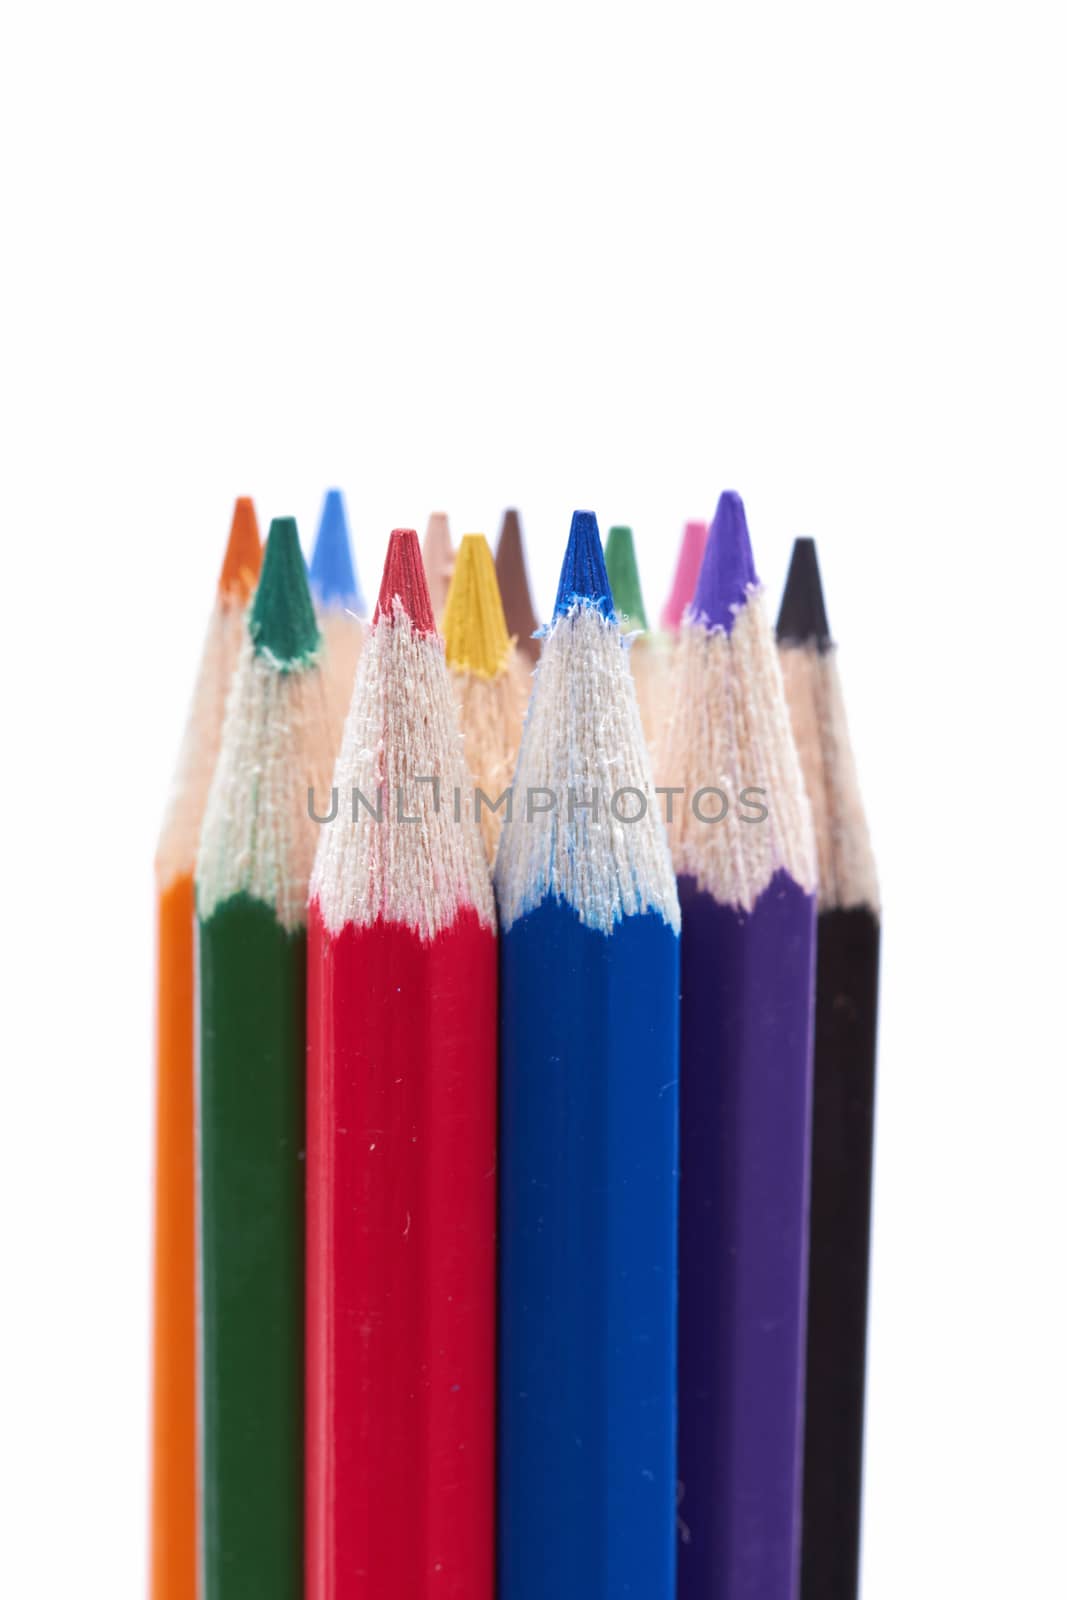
[309,486,365,613]
[659,491,817,1600]
[495,510,681,1600]
[309,487,365,746]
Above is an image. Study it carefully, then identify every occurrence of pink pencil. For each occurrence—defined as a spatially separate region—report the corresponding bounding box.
[660,520,708,632]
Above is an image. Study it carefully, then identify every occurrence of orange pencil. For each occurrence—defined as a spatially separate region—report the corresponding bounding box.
[151,498,261,1600]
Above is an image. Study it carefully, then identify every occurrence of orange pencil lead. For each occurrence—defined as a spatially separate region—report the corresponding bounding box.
[217,497,262,602]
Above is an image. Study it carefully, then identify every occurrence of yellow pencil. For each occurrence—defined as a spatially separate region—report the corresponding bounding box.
[442,534,527,864]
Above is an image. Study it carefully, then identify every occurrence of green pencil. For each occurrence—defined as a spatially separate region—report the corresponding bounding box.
[195,517,333,1600]
[604,522,649,633]
[605,523,664,748]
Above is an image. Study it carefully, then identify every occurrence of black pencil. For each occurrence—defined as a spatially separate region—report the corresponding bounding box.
[777,538,881,1600]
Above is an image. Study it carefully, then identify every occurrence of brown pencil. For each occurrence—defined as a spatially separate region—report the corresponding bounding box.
[494,507,541,668]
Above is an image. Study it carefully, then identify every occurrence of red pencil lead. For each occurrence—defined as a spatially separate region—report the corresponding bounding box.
[374,528,435,633]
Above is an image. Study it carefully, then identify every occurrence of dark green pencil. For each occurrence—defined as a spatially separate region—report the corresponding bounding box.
[195,517,334,1600]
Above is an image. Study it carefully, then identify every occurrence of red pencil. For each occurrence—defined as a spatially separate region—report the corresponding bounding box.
[306,529,498,1600]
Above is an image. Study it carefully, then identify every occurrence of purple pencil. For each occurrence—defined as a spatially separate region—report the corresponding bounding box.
[659,491,817,1600]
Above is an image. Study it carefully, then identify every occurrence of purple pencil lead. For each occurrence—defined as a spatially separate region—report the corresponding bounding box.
[691,490,758,632]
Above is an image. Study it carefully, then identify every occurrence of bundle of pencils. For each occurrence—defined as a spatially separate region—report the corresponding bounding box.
[306,529,498,1599]
[148,490,880,1600]
[151,496,260,1600]
[659,491,817,1600]
[196,516,333,1600]
[495,512,681,1599]
[777,539,880,1600]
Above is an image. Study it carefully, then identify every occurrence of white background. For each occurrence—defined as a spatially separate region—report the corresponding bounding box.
[3,2,1065,1594]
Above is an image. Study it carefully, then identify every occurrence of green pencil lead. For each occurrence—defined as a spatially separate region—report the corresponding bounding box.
[251,516,321,668]
[605,525,649,633]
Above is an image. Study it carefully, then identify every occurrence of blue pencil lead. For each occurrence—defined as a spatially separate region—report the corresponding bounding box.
[310,488,366,613]
[553,510,614,620]
[691,490,759,633]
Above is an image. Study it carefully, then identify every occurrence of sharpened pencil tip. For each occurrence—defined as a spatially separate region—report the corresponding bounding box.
[424,511,453,553]
[604,526,649,631]
[218,497,262,602]
[375,529,435,633]
[554,510,613,620]
[495,508,542,661]
[776,537,832,649]
[442,534,512,678]
[310,488,365,613]
[422,512,454,569]
[660,519,708,631]
[250,517,321,667]
[691,491,758,633]
[423,512,455,618]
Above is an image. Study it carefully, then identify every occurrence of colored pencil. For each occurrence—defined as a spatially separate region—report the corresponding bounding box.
[441,532,527,864]
[310,487,365,746]
[659,491,817,1600]
[494,507,541,667]
[306,529,498,1600]
[151,496,260,1600]
[777,539,880,1600]
[423,509,455,620]
[496,511,681,1600]
[196,517,333,1600]
[660,518,708,632]
[605,522,665,747]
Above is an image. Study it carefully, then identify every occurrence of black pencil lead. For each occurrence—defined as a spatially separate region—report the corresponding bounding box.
[776,537,832,651]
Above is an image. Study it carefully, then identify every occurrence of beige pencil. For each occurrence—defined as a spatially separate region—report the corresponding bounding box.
[423,509,455,622]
